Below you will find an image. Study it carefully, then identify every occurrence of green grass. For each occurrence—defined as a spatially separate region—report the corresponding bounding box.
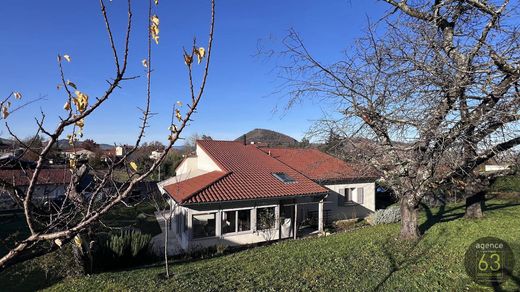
[0,203,162,291]
[39,200,520,291]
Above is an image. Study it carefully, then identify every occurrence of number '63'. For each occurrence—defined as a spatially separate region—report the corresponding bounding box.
[478,253,501,272]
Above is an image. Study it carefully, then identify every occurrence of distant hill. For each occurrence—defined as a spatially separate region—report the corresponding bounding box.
[235,129,298,147]
[52,139,114,150]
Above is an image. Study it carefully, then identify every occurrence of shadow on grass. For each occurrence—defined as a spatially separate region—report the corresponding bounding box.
[373,228,444,291]
[419,200,520,234]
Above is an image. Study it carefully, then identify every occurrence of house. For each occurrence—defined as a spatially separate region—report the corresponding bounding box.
[481,164,510,172]
[156,140,378,255]
[0,168,72,211]
[62,148,95,161]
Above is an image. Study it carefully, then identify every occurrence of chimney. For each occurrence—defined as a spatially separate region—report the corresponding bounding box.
[243,134,247,145]
[268,150,271,156]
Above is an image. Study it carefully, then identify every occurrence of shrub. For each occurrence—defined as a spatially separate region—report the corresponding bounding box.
[334,219,357,232]
[104,229,151,257]
[368,205,401,225]
[489,175,520,193]
[37,243,84,280]
[94,229,151,270]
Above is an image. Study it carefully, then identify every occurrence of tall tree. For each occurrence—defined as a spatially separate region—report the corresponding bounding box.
[276,0,520,239]
[0,0,216,269]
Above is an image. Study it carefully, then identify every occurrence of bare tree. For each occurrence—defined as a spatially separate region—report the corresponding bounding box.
[150,190,176,278]
[0,0,215,269]
[273,0,520,239]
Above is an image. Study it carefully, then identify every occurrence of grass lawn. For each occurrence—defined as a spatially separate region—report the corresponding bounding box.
[0,203,162,292]
[37,199,520,291]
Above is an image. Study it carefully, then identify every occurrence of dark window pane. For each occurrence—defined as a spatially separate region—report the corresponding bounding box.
[237,209,251,231]
[192,213,216,239]
[256,207,275,230]
[222,210,237,234]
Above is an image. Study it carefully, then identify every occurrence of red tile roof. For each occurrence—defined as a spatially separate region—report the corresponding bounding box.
[0,168,72,186]
[262,148,379,182]
[163,171,229,203]
[164,141,328,204]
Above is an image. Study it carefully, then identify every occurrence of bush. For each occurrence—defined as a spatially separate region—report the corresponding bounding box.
[37,243,84,280]
[489,175,520,193]
[368,205,401,225]
[94,229,152,270]
[333,219,357,232]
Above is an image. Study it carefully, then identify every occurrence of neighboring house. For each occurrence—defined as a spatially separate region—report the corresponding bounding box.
[481,164,510,172]
[62,148,95,161]
[260,147,378,220]
[156,140,378,255]
[0,168,72,211]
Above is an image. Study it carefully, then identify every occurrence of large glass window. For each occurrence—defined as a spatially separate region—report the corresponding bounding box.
[222,209,251,234]
[256,207,276,230]
[222,210,237,234]
[192,213,216,239]
[237,209,251,232]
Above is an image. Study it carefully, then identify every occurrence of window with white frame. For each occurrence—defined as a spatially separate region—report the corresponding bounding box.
[347,188,355,202]
[237,209,251,231]
[222,209,251,234]
[357,188,365,204]
[339,188,355,205]
[256,207,276,230]
[222,210,237,234]
[192,213,216,239]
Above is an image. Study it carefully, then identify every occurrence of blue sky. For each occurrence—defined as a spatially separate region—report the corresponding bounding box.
[0,0,388,144]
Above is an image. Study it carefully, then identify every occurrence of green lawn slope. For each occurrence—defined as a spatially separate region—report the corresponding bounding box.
[12,200,520,291]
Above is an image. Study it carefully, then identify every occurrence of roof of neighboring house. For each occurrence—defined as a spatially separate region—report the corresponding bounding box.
[0,168,72,186]
[162,140,328,204]
[261,148,379,182]
[62,148,94,153]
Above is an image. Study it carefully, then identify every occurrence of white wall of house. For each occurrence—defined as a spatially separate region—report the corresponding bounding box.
[483,165,509,172]
[196,146,221,172]
[324,182,375,220]
[152,197,321,255]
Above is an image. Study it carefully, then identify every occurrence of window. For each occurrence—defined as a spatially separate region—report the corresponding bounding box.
[256,207,276,230]
[192,213,216,239]
[357,188,365,204]
[272,172,296,184]
[237,209,251,232]
[222,210,237,234]
[347,188,355,202]
[338,188,356,206]
[338,189,345,205]
[222,209,252,234]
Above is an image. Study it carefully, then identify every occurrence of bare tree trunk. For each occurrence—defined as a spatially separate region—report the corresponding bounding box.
[465,191,485,219]
[164,218,169,278]
[399,198,420,240]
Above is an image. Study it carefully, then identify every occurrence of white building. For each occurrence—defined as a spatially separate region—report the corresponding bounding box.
[155,140,378,255]
[0,168,71,210]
